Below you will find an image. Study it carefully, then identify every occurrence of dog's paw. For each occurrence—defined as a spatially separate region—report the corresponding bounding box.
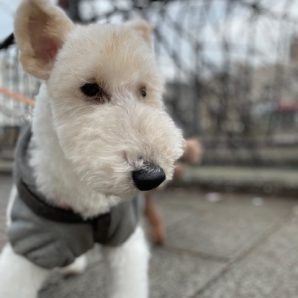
[61,255,87,276]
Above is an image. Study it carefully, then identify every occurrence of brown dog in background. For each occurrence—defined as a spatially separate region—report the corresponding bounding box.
[144,138,203,245]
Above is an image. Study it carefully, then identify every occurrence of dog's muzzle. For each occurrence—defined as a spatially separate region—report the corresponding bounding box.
[132,161,166,191]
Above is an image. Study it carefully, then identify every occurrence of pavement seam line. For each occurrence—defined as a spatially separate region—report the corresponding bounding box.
[187,216,291,298]
[162,245,229,263]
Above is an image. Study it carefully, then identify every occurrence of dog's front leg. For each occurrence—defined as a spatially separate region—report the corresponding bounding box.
[0,244,51,298]
[104,226,149,298]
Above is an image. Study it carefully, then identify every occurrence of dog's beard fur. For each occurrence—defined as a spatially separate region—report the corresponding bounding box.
[47,25,183,199]
[15,0,184,217]
[52,95,183,197]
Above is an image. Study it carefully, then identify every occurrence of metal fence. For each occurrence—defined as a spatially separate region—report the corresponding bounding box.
[1,0,298,166]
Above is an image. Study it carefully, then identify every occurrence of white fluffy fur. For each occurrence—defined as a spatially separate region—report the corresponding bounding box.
[0,244,51,298]
[0,228,148,298]
[103,227,150,298]
[0,0,184,297]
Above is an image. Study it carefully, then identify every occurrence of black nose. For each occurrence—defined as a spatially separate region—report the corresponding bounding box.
[132,162,166,191]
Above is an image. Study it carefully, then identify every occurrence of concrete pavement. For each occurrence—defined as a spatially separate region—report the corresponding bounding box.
[1,174,298,297]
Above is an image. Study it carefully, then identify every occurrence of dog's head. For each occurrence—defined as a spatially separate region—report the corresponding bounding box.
[14,0,184,198]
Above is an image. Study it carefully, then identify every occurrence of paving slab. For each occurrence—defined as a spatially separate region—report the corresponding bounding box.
[40,247,225,298]
[150,248,224,298]
[198,214,298,298]
[40,262,107,298]
[157,189,296,260]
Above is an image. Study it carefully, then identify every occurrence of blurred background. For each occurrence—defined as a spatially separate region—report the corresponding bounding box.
[1,1,298,298]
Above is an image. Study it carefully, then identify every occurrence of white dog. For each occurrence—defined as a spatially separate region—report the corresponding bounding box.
[0,1,184,297]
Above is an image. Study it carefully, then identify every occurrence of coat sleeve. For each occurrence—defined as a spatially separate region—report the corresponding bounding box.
[8,195,94,269]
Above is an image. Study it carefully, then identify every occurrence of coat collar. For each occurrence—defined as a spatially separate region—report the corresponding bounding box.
[14,124,110,224]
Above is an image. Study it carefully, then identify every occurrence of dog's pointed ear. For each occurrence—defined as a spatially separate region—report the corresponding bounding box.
[126,19,153,47]
[14,0,74,80]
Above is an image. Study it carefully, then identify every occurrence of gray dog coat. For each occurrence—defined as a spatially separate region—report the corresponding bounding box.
[8,125,140,269]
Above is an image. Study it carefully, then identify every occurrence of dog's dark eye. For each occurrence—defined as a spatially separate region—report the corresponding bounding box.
[140,86,147,98]
[80,83,105,98]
